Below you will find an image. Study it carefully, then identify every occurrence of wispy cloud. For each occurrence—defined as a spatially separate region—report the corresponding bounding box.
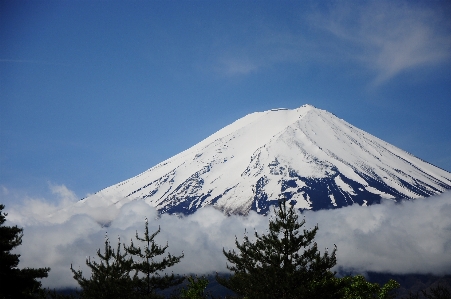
[207,19,309,77]
[309,1,451,86]
[217,57,260,76]
[3,184,451,288]
[209,1,451,86]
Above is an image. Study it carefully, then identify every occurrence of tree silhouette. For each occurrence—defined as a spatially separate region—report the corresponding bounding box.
[124,218,184,298]
[0,204,50,299]
[217,199,343,299]
[71,234,135,299]
[71,218,183,299]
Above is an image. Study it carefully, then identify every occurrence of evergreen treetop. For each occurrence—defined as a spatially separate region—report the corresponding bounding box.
[124,218,184,297]
[217,199,343,299]
[71,218,183,299]
[0,204,50,299]
[71,234,136,299]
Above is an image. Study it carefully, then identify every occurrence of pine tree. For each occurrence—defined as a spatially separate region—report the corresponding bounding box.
[70,234,136,299]
[71,219,183,299]
[0,204,50,299]
[124,218,184,298]
[217,199,343,299]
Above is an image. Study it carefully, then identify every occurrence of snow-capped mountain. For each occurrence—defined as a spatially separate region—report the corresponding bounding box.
[80,104,451,215]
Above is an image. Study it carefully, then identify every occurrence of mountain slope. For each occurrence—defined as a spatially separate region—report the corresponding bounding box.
[79,105,451,215]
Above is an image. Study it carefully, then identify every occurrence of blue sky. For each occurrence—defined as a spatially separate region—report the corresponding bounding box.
[1,0,451,204]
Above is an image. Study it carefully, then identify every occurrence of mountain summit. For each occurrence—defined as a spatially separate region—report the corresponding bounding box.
[81,105,451,215]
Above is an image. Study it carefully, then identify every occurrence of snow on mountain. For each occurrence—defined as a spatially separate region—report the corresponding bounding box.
[79,104,451,215]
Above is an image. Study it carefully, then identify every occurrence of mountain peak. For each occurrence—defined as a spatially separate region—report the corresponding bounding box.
[80,105,451,216]
[300,103,315,109]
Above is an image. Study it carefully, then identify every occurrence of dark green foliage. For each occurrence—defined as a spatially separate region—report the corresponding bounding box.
[217,199,343,299]
[70,236,136,299]
[71,218,183,299]
[340,274,399,299]
[0,204,50,299]
[179,276,210,299]
[124,219,184,297]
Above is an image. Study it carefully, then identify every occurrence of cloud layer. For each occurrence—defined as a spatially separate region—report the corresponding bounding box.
[3,184,451,289]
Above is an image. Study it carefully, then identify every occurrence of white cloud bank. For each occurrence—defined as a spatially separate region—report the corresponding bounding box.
[2,185,451,289]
